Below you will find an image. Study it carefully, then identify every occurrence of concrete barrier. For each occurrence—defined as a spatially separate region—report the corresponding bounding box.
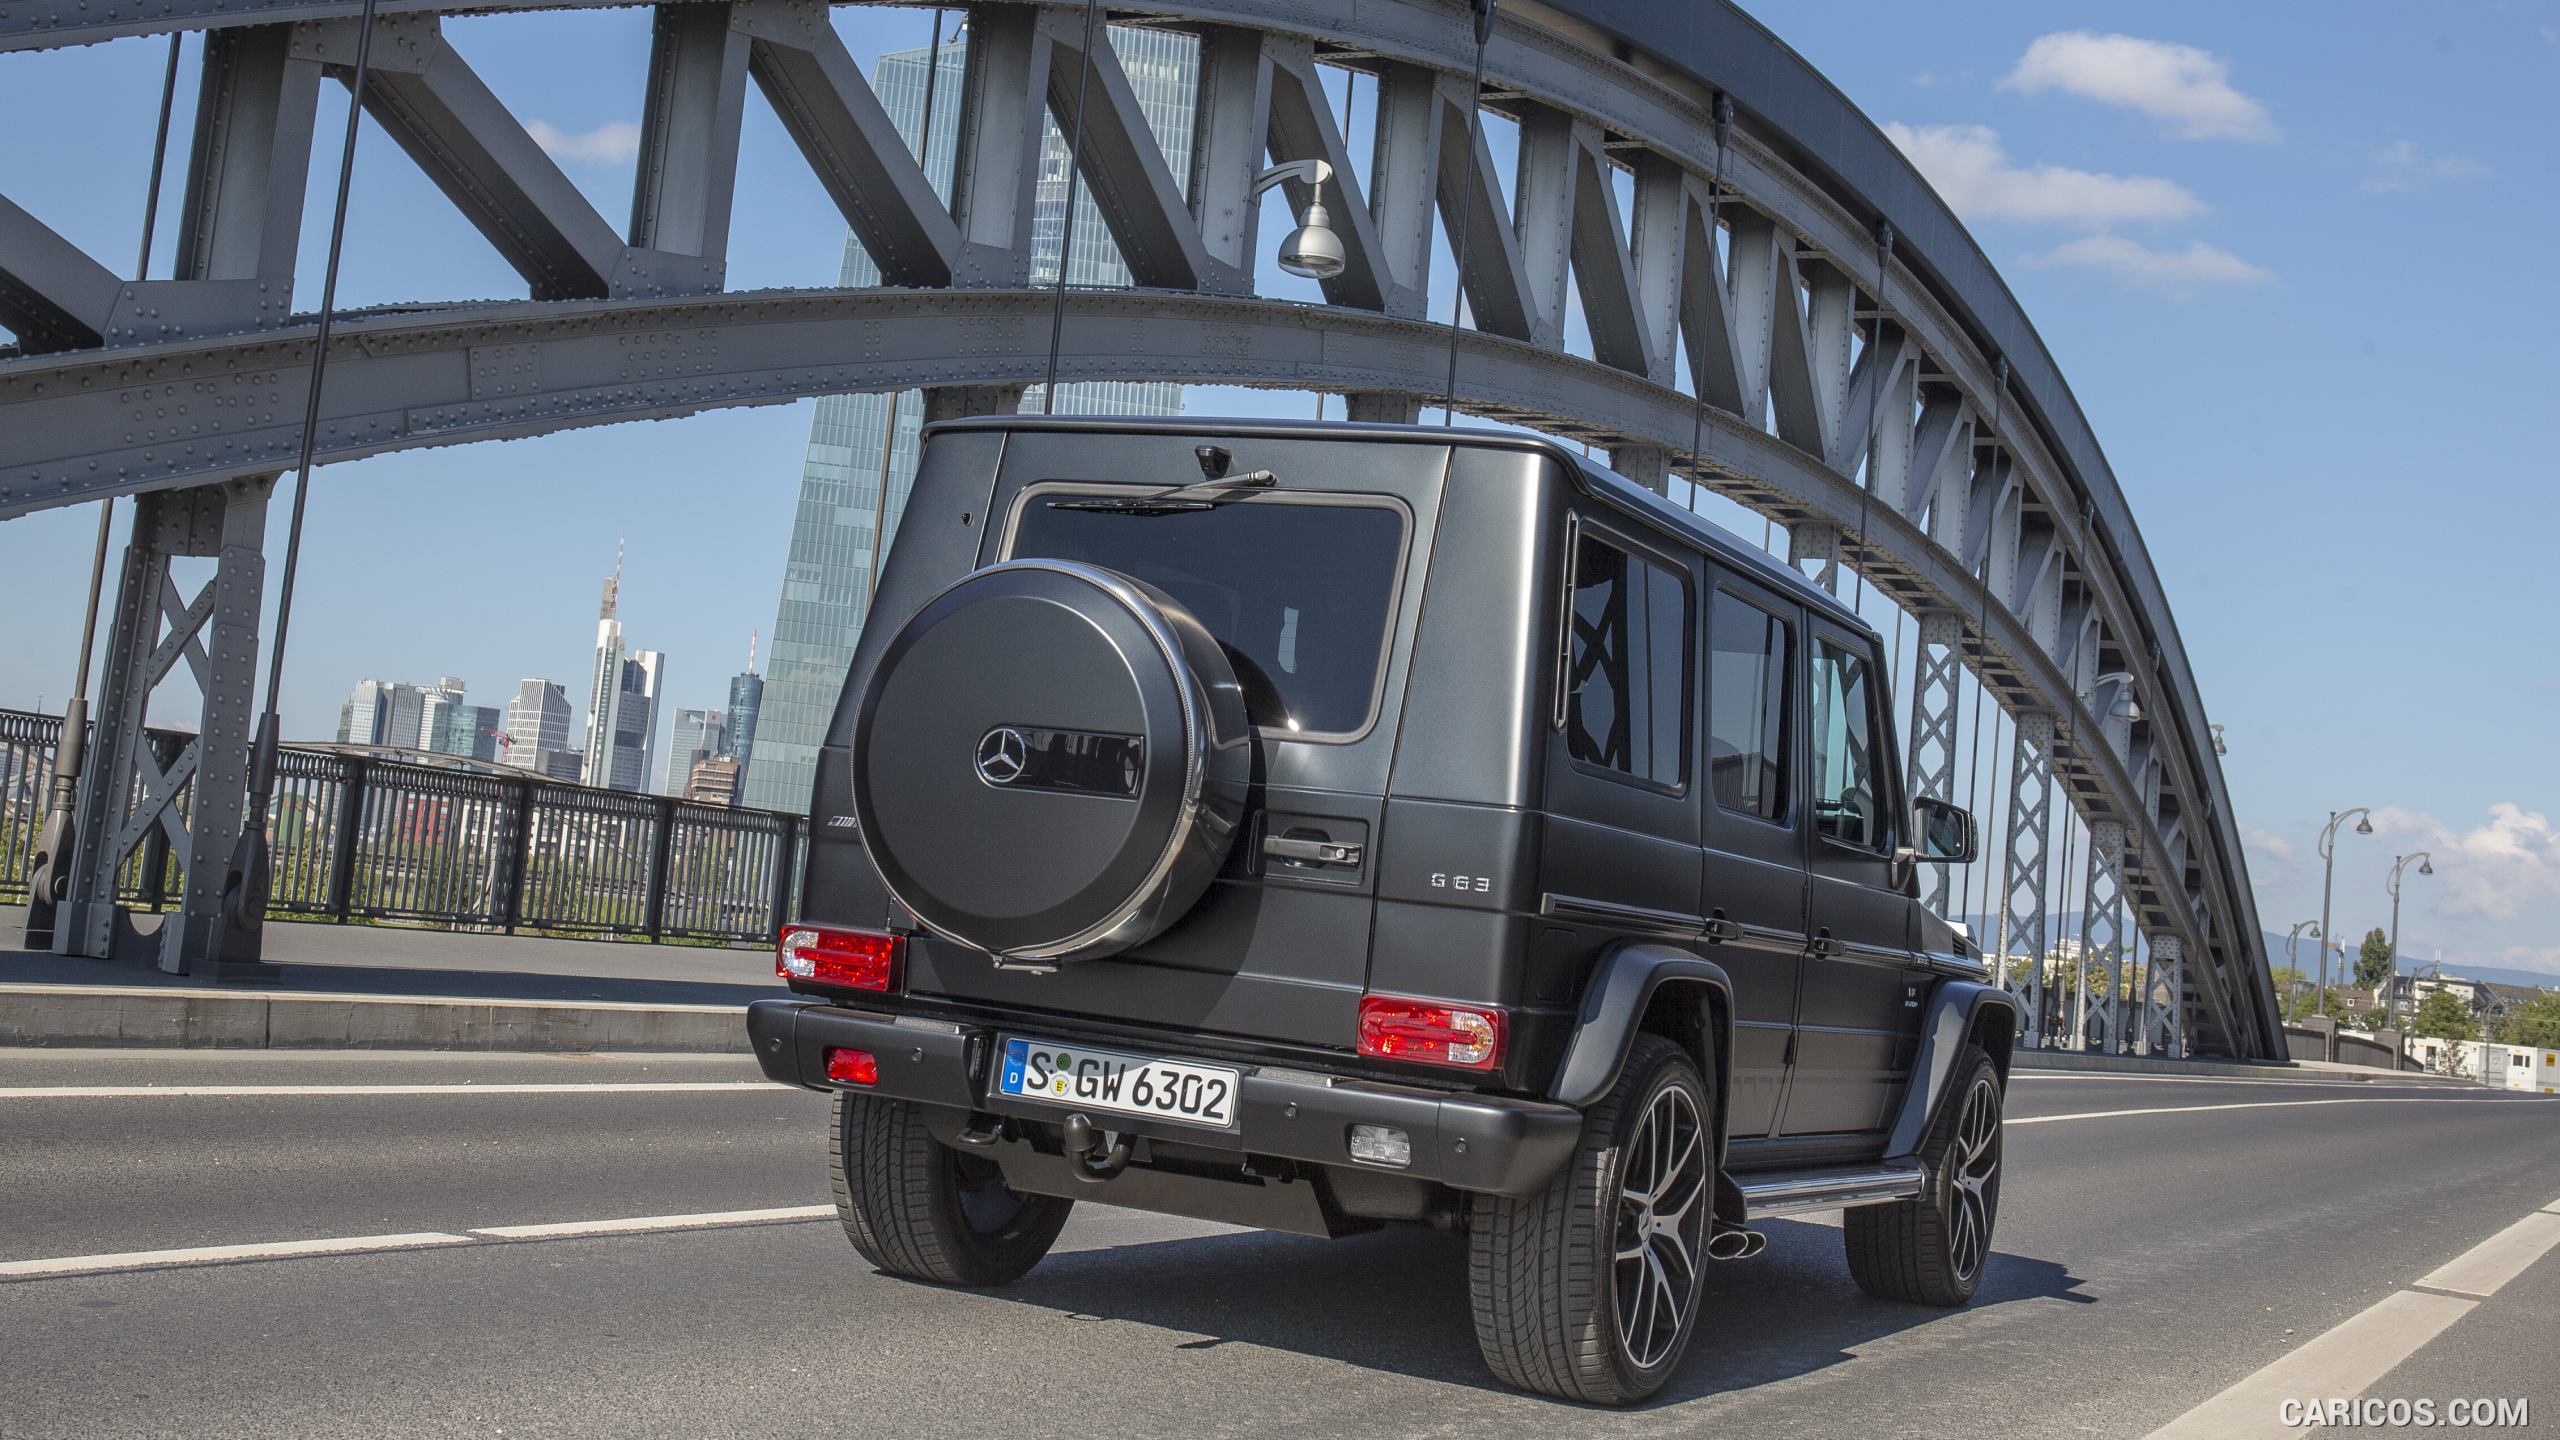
[2012,1049,2378,1083]
[0,985,748,1053]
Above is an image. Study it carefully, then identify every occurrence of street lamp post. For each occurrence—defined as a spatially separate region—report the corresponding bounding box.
[2284,920,2323,1018]
[2316,808,2374,1019]
[2385,851,2435,1026]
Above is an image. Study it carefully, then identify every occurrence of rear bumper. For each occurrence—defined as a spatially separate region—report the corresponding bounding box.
[747,998,1581,1198]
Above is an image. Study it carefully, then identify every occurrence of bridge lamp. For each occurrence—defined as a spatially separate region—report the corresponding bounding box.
[2314,807,2374,1020]
[1253,160,1347,281]
[2210,723,2227,756]
[2092,671,2141,724]
[2384,851,2435,1025]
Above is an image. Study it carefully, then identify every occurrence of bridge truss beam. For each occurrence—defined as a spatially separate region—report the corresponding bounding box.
[0,0,2279,1057]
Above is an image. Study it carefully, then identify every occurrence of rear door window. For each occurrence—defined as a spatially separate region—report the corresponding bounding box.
[1008,492,1406,737]
[1561,527,1689,790]
[1706,589,1792,824]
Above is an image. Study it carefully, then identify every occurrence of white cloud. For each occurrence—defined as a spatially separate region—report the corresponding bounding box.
[2361,140,2491,194]
[2005,32,2278,143]
[527,119,642,166]
[1883,123,2205,228]
[2023,235,2272,297]
[2373,805,2560,925]
[2240,823,2297,864]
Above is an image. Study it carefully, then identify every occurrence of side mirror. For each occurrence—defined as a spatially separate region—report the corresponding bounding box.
[1913,797,1977,865]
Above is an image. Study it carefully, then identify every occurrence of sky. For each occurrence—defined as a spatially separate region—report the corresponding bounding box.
[2,2,2556,976]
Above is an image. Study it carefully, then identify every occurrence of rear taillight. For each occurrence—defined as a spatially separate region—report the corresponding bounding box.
[824,1047,880,1087]
[777,924,902,993]
[1356,995,1505,1071]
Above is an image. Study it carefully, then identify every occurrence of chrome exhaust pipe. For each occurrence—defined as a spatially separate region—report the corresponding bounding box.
[1706,1226,1765,1262]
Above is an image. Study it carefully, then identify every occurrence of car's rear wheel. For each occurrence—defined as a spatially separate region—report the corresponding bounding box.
[830,1093,1073,1286]
[1467,1033,1715,1405]
[1843,1047,2003,1305]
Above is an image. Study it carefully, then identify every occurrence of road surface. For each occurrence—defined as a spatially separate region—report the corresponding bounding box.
[4,1048,2553,1437]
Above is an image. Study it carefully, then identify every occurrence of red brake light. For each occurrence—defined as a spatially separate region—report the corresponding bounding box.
[824,1047,879,1086]
[777,924,902,993]
[1357,996,1505,1071]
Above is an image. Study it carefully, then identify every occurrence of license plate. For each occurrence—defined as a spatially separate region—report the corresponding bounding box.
[995,1036,1240,1130]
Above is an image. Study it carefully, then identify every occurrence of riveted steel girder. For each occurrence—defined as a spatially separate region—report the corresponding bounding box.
[0,0,2278,1056]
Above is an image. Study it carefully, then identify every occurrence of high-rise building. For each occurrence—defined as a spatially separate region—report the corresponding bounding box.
[667,707,727,794]
[742,26,1194,813]
[600,649,663,794]
[503,679,572,765]
[583,548,627,790]
[726,630,764,781]
[338,678,433,749]
[426,701,502,762]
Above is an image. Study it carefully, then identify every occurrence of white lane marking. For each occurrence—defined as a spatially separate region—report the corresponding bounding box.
[2146,1290,2477,1440]
[0,1082,776,1099]
[2149,1190,2560,1438]
[472,1205,832,1239]
[1,1206,842,1283]
[2012,1096,2547,1126]
[0,1232,474,1280]
[2411,1209,2560,1297]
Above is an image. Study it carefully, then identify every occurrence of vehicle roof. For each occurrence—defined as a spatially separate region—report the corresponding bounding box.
[925,414,1872,635]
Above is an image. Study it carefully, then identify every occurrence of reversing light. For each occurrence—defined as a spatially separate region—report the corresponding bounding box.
[778,924,903,993]
[825,1047,880,1087]
[1356,995,1504,1071]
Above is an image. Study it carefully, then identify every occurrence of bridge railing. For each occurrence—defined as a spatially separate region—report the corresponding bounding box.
[4,708,802,947]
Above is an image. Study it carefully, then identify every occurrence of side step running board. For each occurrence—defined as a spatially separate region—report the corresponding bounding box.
[1736,1163,1926,1219]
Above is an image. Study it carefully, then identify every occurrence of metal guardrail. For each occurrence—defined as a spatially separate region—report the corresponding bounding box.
[4,707,802,945]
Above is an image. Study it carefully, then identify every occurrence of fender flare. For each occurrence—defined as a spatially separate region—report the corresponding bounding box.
[1548,941,1734,1113]
[1884,978,2021,1162]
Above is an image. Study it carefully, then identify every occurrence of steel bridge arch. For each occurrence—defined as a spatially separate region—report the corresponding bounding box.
[0,0,2282,1056]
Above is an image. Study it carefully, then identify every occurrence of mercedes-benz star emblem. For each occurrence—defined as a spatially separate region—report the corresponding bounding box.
[975,726,1029,786]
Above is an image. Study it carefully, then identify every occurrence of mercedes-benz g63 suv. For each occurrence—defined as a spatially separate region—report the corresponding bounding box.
[749,416,2018,1404]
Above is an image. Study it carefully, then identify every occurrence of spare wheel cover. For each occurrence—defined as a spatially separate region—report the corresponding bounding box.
[851,559,1250,963]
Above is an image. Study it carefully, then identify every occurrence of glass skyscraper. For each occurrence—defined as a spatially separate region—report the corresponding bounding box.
[743,26,1197,815]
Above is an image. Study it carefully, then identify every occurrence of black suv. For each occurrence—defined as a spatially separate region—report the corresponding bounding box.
[749,417,2018,1404]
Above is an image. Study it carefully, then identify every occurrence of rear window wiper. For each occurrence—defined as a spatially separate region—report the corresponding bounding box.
[1045,470,1277,516]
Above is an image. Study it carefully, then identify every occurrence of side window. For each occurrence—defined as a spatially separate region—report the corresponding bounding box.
[1706,591,1791,823]
[1563,528,1689,788]
[1810,637,1884,850]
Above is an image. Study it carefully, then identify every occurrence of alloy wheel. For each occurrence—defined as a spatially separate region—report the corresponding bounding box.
[1947,1075,2002,1284]
[1612,1083,1708,1369]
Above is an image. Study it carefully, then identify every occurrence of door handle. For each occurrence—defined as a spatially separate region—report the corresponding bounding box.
[1702,914,1741,944]
[1263,835,1363,866]
[1809,929,1841,959]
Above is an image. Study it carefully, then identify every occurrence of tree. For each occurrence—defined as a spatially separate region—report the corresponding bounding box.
[2410,987,2479,1042]
[2355,927,2394,991]
[2505,993,2560,1050]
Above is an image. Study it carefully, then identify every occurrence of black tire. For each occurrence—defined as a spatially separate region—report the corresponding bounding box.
[1844,1047,2003,1306]
[1467,1033,1716,1405]
[830,1093,1073,1287]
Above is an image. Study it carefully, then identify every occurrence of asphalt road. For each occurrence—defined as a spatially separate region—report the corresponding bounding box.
[4,1050,2555,1438]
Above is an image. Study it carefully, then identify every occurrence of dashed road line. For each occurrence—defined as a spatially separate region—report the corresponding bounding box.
[0,1232,476,1280]
[471,1205,831,1239]
[1,1206,838,1282]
